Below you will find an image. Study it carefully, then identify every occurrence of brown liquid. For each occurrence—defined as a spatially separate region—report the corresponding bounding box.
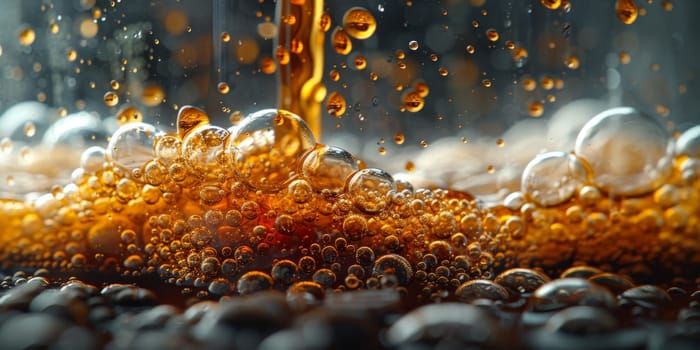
[0,0,698,303]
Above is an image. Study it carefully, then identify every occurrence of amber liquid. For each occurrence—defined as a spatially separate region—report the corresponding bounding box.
[0,0,698,303]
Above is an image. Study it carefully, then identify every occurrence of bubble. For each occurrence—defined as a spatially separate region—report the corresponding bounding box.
[182,125,229,179]
[227,109,316,191]
[342,7,377,40]
[372,254,413,285]
[208,278,231,295]
[455,279,510,302]
[106,122,162,173]
[80,146,106,173]
[540,0,561,10]
[103,92,119,107]
[676,125,700,158]
[312,268,336,288]
[236,271,273,295]
[18,27,36,46]
[331,27,352,55]
[301,145,358,192]
[177,106,210,138]
[485,29,499,41]
[154,135,182,164]
[342,215,368,241]
[616,0,638,24]
[345,168,396,213]
[116,106,143,125]
[574,107,673,196]
[521,151,587,206]
[271,260,299,285]
[326,91,347,117]
[141,85,165,107]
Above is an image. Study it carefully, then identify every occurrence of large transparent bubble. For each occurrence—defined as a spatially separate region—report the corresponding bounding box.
[106,122,163,173]
[574,107,673,196]
[226,109,316,191]
[521,151,587,207]
[676,125,700,159]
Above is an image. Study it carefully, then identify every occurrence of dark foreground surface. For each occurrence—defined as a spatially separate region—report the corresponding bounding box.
[0,268,699,350]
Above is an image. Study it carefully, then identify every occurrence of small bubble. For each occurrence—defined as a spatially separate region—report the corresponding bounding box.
[408,40,419,50]
[221,32,231,42]
[103,92,119,107]
[343,7,377,40]
[486,29,499,41]
[18,27,36,46]
[616,0,638,25]
[217,82,230,94]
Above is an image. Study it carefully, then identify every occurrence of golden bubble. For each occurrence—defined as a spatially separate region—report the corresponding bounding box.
[110,80,120,90]
[394,132,405,145]
[142,84,165,107]
[496,138,505,147]
[529,101,544,117]
[414,81,430,97]
[420,140,428,148]
[353,56,367,70]
[276,46,291,65]
[66,49,78,62]
[438,68,449,77]
[486,29,500,42]
[104,91,119,107]
[405,161,416,172]
[487,165,496,173]
[319,13,332,32]
[466,45,475,54]
[236,38,260,64]
[512,47,528,63]
[221,32,231,42]
[327,91,347,117]
[50,23,60,34]
[164,9,188,35]
[342,7,377,40]
[662,0,673,11]
[116,106,144,125]
[541,76,555,90]
[257,22,277,40]
[522,78,536,91]
[18,27,36,46]
[619,52,631,64]
[24,122,36,138]
[290,38,304,54]
[217,82,230,95]
[402,91,425,113]
[482,79,492,87]
[329,70,340,82]
[408,40,419,51]
[260,57,276,74]
[540,0,561,10]
[565,55,580,70]
[616,0,638,25]
[79,18,99,38]
[378,147,386,155]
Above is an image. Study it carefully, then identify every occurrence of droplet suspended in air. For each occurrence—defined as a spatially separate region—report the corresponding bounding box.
[342,7,377,40]
[326,91,347,117]
[616,0,638,25]
[332,27,353,55]
[103,92,119,107]
[18,27,36,46]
